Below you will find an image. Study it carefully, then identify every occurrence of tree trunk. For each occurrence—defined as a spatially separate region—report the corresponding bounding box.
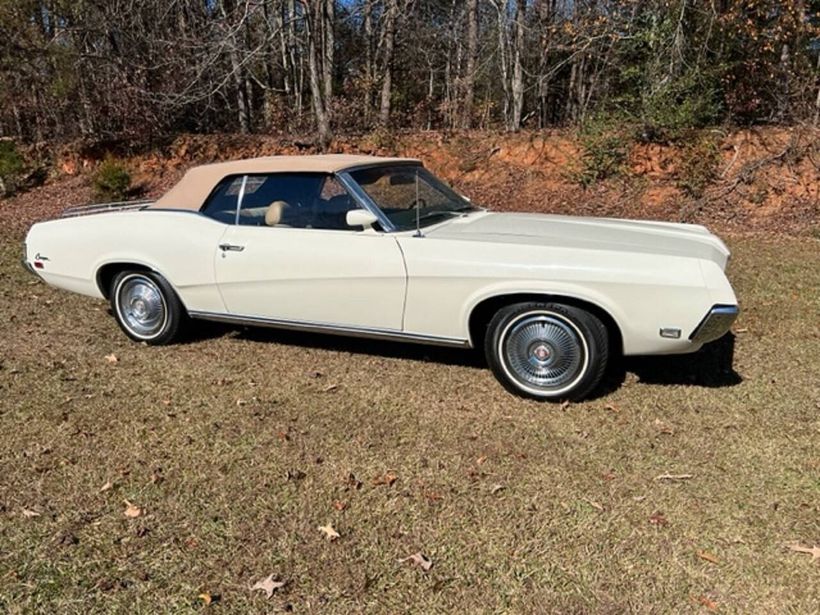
[777,42,790,122]
[491,0,511,130]
[426,61,435,130]
[301,0,332,147]
[379,0,397,126]
[511,0,525,131]
[322,0,334,115]
[461,0,478,129]
[536,0,553,128]
[814,52,820,126]
[363,0,374,122]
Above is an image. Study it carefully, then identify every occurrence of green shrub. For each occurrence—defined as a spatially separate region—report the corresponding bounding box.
[639,71,723,142]
[676,134,721,198]
[0,140,24,196]
[571,114,632,187]
[93,157,131,201]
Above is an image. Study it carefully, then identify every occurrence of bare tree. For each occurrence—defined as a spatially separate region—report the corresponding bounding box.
[511,0,525,131]
[322,0,334,113]
[300,0,332,147]
[461,0,478,129]
[379,0,397,126]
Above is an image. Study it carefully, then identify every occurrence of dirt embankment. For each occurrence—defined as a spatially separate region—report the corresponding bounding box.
[2,127,818,237]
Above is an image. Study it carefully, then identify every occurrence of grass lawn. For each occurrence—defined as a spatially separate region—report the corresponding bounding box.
[0,234,818,613]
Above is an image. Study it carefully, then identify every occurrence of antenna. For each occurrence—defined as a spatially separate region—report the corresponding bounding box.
[414,167,423,238]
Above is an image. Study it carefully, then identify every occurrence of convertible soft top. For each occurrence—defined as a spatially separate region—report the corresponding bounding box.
[152,154,419,211]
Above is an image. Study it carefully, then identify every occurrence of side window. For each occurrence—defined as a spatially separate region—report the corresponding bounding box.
[201,176,244,223]
[311,177,359,231]
[235,173,363,231]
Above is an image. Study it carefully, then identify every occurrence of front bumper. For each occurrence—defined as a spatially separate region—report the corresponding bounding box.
[689,304,739,344]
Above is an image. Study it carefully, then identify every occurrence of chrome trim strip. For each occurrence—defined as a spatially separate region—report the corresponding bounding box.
[188,310,471,348]
[689,304,739,343]
[61,200,154,218]
[234,175,248,226]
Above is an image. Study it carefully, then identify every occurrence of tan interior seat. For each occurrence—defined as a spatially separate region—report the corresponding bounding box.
[265,200,289,226]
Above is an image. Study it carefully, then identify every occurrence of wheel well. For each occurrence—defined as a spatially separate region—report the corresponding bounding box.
[96,263,152,300]
[468,293,623,355]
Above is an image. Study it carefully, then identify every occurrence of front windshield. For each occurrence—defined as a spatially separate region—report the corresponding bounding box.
[348,165,476,231]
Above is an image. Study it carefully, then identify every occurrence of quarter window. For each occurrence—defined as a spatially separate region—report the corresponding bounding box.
[201,176,244,224]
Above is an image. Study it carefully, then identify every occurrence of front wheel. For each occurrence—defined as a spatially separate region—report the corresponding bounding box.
[110,270,185,345]
[485,302,609,401]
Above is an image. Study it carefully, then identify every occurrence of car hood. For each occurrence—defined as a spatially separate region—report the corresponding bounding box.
[425,212,731,269]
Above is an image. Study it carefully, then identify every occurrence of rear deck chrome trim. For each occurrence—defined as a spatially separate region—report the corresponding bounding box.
[60,200,154,218]
[188,310,471,348]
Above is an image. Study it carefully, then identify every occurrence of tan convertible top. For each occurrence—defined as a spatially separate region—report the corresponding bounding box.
[152,154,419,211]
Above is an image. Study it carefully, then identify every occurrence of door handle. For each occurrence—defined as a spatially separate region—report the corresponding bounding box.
[219,243,245,252]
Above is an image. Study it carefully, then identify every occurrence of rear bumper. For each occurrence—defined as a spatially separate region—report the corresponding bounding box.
[22,258,37,276]
[689,304,739,344]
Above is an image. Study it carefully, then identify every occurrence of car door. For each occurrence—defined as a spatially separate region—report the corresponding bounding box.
[211,173,407,331]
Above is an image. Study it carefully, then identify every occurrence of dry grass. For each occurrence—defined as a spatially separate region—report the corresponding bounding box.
[0,234,818,614]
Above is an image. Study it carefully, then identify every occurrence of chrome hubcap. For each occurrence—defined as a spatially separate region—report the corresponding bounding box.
[117,275,166,338]
[502,313,585,391]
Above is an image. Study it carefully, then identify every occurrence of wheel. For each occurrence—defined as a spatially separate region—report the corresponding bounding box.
[110,270,185,345]
[485,302,608,401]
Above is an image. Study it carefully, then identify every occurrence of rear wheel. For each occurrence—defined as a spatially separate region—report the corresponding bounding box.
[110,271,185,345]
[485,302,608,401]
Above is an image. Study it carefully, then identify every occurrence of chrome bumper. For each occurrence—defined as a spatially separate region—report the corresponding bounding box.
[689,305,739,344]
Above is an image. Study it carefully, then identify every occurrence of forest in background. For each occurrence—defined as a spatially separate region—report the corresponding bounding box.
[1,0,819,147]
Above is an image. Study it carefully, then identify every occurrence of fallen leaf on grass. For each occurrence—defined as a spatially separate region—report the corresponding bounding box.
[22,509,41,518]
[655,473,694,481]
[104,354,118,364]
[560,400,571,410]
[695,595,718,611]
[322,383,338,392]
[490,484,505,495]
[786,543,820,562]
[198,592,218,605]
[399,552,433,572]
[583,497,604,511]
[250,574,286,599]
[697,550,721,565]
[318,524,340,541]
[332,500,347,511]
[653,418,674,435]
[648,511,669,526]
[372,472,398,487]
[123,501,142,518]
[604,403,619,413]
[99,481,113,493]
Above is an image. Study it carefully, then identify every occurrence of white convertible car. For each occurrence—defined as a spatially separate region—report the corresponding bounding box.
[24,155,738,400]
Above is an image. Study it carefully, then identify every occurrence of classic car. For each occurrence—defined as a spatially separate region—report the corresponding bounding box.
[23,154,739,400]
